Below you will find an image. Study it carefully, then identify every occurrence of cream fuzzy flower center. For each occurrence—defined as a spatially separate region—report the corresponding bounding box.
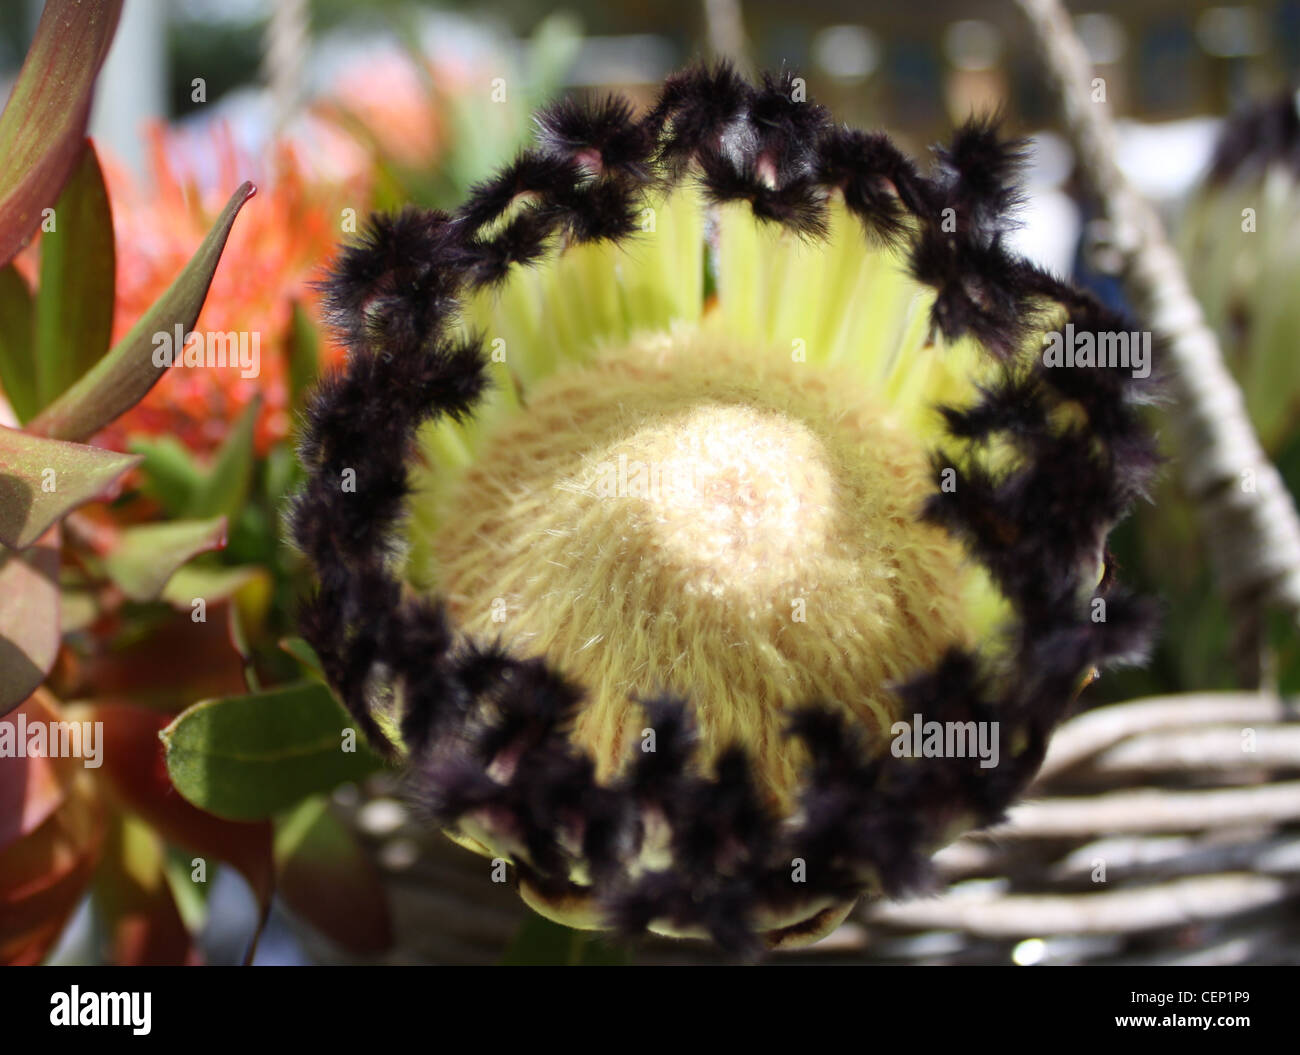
[588,403,835,598]
[430,331,986,811]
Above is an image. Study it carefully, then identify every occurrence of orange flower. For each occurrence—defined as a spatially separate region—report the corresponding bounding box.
[98,122,364,457]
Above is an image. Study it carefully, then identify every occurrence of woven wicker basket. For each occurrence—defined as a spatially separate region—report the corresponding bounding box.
[308,690,1300,965]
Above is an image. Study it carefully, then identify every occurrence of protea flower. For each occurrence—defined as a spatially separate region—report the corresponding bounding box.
[95,124,357,456]
[291,66,1158,953]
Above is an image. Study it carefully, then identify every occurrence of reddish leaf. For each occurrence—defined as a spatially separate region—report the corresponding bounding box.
[0,425,140,549]
[0,0,123,267]
[3,917,70,965]
[54,603,248,709]
[0,697,104,965]
[276,798,393,955]
[0,691,74,853]
[0,525,60,716]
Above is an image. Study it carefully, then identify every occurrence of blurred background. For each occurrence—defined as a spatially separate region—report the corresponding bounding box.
[3,0,1300,965]
[6,0,1298,207]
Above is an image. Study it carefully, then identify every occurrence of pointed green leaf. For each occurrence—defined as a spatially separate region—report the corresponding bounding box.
[278,635,324,678]
[263,441,301,506]
[0,0,123,267]
[190,394,259,519]
[162,682,384,822]
[160,564,265,611]
[128,434,203,517]
[27,181,257,442]
[102,516,227,602]
[0,426,139,549]
[0,527,60,715]
[34,141,115,407]
[162,845,210,935]
[0,264,38,422]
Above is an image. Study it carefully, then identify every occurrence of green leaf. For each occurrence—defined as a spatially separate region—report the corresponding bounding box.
[278,635,324,677]
[189,394,259,519]
[263,440,301,506]
[0,264,38,422]
[128,434,203,517]
[526,12,584,99]
[33,142,115,408]
[162,845,210,935]
[0,527,60,715]
[27,181,257,442]
[160,564,265,611]
[102,516,227,602]
[287,300,319,412]
[1266,607,1300,696]
[275,797,393,954]
[501,914,629,966]
[59,587,99,634]
[162,682,384,822]
[0,0,122,267]
[0,426,139,549]
[92,812,196,966]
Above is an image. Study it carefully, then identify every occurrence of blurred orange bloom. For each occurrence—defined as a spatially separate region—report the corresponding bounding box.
[97,122,364,457]
[322,54,446,169]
